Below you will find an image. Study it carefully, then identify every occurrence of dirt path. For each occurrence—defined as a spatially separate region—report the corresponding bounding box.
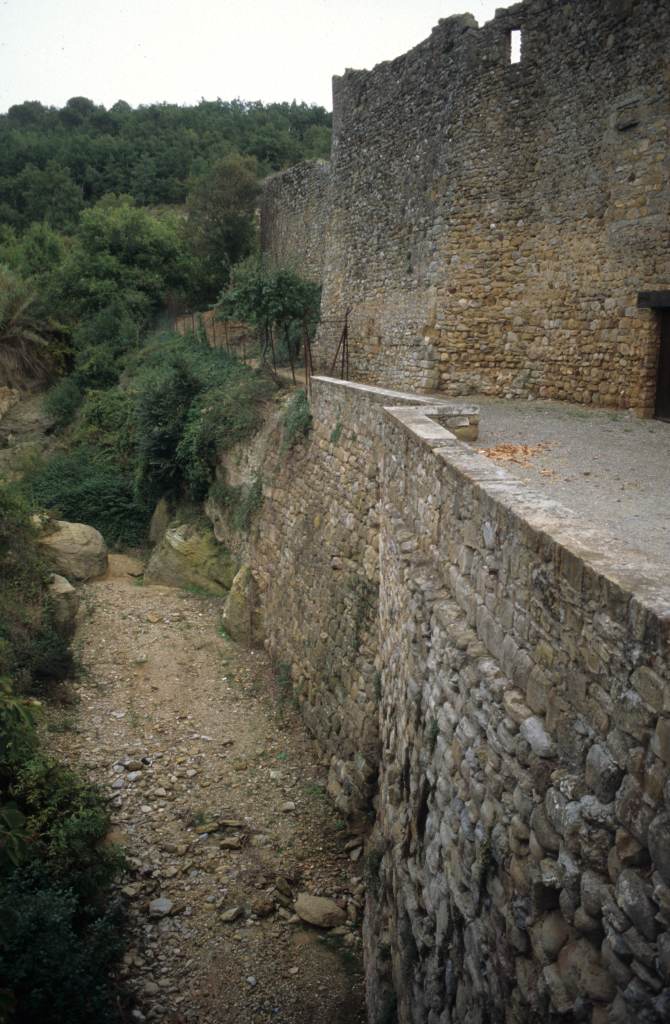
[49,556,367,1024]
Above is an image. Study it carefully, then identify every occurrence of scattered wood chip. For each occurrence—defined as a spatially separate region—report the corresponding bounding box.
[476,443,550,467]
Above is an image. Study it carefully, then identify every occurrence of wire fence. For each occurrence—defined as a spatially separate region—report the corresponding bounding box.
[171,308,376,391]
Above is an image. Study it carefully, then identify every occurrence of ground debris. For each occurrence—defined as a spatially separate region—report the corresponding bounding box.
[47,555,367,1024]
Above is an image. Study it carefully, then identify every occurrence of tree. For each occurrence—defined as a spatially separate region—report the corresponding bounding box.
[184,154,259,305]
[55,195,187,323]
[218,258,321,375]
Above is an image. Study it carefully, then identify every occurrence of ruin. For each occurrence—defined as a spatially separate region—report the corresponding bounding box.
[251,1,670,1020]
[260,0,670,416]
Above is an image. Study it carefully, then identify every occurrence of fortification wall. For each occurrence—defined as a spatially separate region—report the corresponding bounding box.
[259,160,331,283]
[262,0,670,413]
[242,376,670,1022]
[250,378,478,817]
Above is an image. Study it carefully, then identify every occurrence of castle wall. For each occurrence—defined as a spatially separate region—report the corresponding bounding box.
[261,0,670,413]
[251,378,478,817]
[243,376,670,1022]
[259,160,331,283]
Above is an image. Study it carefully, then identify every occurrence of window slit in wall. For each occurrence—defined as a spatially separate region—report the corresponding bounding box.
[509,28,522,64]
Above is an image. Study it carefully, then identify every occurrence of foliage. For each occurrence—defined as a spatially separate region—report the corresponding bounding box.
[281,390,313,451]
[19,447,149,549]
[53,196,187,323]
[130,332,276,503]
[132,357,203,506]
[73,388,136,463]
[43,377,83,428]
[184,154,260,305]
[0,877,125,1024]
[0,266,57,387]
[176,376,274,499]
[0,98,331,231]
[0,487,72,690]
[218,258,321,367]
[0,493,126,1023]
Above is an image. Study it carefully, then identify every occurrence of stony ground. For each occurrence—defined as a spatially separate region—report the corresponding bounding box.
[467,396,670,569]
[48,556,367,1024]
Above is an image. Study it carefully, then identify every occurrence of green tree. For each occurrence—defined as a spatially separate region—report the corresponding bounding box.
[55,195,187,323]
[218,258,320,373]
[184,154,260,305]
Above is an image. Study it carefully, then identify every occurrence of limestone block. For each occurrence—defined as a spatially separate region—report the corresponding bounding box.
[144,523,237,595]
[48,573,80,637]
[39,520,108,581]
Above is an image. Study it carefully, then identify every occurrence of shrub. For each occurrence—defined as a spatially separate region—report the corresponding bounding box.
[43,377,83,428]
[176,375,274,499]
[281,389,312,451]
[131,332,275,502]
[0,875,125,1024]
[0,493,126,1024]
[20,447,149,548]
[73,389,135,465]
[0,487,72,689]
[132,358,202,505]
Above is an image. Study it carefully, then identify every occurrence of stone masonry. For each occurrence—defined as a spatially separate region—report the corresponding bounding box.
[261,0,670,414]
[233,376,670,1022]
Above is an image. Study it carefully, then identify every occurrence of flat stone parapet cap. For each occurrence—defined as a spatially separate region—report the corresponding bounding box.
[311,375,479,415]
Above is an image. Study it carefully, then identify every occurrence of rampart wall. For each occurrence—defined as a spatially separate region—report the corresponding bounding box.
[259,161,330,283]
[261,0,670,414]
[242,376,670,1022]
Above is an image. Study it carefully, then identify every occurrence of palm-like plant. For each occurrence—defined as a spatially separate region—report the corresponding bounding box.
[0,265,53,387]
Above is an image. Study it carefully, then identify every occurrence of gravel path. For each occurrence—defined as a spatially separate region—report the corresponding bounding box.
[463,397,670,570]
[49,556,367,1024]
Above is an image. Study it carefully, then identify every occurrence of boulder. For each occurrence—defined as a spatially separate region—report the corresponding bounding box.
[221,565,262,645]
[294,892,347,928]
[39,521,108,581]
[48,573,80,636]
[149,496,172,546]
[143,522,237,595]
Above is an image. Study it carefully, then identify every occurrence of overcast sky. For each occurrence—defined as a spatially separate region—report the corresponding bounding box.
[0,0,516,113]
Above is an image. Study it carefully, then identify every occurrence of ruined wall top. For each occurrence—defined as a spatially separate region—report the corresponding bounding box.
[261,0,670,412]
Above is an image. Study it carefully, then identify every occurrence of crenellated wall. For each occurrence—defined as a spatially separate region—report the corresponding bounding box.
[234,376,670,1022]
[261,0,670,413]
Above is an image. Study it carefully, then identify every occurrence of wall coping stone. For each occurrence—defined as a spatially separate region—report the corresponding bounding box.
[383,402,670,626]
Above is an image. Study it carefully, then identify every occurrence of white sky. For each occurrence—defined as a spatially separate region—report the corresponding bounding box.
[0,0,516,113]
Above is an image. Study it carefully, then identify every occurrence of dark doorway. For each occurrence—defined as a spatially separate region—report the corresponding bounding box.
[656,311,670,421]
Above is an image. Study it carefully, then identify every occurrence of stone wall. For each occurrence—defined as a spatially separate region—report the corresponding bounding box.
[262,0,670,414]
[237,375,669,1022]
[259,160,331,283]
[249,378,478,819]
[368,403,670,1023]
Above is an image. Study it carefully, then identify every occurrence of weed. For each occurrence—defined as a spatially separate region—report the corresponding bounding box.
[330,420,343,445]
[281,390,312,452]
[304,782,327,800]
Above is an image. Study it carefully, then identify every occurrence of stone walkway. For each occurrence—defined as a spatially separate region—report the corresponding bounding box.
[462,397,670,571]
[49,557,367,1024]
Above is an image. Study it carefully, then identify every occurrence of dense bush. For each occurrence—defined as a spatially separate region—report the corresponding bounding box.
[20,446,149,548]
[0,488,72,689]
[0,491,126,1024]
[131,332,276,503]
[43,377,83,427]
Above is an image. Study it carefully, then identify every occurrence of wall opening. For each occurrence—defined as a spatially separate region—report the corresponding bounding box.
[655,311,670,420]
[509,28,522,64]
